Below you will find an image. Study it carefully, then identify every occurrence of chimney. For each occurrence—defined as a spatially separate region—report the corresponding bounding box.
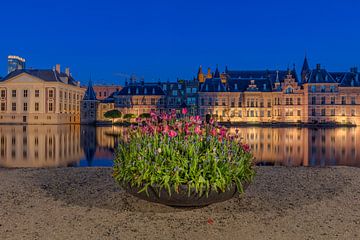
[65,67,70,76]
[316,64,321,70]
[55,64,60,73]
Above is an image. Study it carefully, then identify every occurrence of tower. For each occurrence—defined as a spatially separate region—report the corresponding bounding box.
[197,65,205,83]
[214,65,220,78]
[80,81,99,124]
[301,55,310,83]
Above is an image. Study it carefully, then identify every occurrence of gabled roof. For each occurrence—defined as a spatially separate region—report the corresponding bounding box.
[226,70,297,84]
[307,67,336,84]
[338,72,360,87]
[0,69,78,86]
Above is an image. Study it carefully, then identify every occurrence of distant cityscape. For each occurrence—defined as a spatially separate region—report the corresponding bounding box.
[1,55,360,125]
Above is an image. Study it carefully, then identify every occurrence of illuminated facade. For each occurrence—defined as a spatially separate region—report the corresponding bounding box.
[0,64,85,124]
[198,58,360,125]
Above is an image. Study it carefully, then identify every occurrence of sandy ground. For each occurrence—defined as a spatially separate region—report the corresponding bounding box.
[1,167,360,240]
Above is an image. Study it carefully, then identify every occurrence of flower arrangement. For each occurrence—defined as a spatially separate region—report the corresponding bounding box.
[113,108,255,198]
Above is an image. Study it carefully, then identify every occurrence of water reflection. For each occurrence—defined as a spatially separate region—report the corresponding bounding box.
[0,125,360,168]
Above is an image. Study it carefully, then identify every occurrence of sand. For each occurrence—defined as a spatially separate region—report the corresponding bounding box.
[1,166,360,240]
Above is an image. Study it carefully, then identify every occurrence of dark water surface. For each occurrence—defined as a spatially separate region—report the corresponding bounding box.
[0,125,360,168]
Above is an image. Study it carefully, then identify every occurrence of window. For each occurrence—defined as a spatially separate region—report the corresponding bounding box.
[0,90,5,98]
[192,88,197,93]
[342,96,346,105]
[351,109,356,116]
[151,98,156,105]
[104,92,107,97]
[60,91,63,98]
[311,86,316,93]
[35,90,40,97]
[268,111,271,117]
[351,96,356,105]
[208,98,212,106]
[297,110,301,116]
[267,100,271,107]
[312,109,316,116]
[12,90,16,97]
[312,96,316,105]
[321,96,326,105]
[297,98,301,105]
[231,99,235,107]
[23,90,28,98]
[331,109,335,116]
[222,99,226,106]
[331,97,335,105]
[0,103,5,111]
[215,98,219,106]
[23,102,28,111]
[186,87,191,94]
[321,109,326,116]
[48,103,53,111]
[172,90,177,96]
[35,103,39,111]
[201,98,204,106]
[330,86,335,92]
[12,103,16,111]
[99,92,102,97]
[321,85,326,92]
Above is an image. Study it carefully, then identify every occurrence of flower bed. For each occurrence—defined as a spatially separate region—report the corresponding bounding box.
[113,109,255,206]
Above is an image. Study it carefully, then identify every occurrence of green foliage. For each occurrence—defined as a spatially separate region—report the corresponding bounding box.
[139,113,151,119]
[123,113,136,119]
[113,112,255,197]
[104,109,122,120]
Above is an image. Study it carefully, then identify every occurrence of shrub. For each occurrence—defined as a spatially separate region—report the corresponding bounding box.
[123,113,136,119]
[114,109,255,196]
[139,113,151,119]
[104,109,122,123]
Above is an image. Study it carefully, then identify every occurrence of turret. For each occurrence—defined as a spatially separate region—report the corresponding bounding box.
[197,65,205,83]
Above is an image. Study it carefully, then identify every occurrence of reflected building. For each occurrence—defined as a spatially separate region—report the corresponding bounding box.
[231,127,360,167]
[0,125,83,168]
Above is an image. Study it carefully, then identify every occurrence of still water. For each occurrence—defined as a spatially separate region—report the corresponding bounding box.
[0,125,360,168]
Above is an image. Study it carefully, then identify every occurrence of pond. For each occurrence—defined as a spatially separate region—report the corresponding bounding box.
[0,125,359,168]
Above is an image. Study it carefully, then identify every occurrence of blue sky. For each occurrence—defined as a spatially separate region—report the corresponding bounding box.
[1,0,359,85]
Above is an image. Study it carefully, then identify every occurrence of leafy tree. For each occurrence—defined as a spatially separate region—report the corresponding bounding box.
[104,109,122,124]
[139,113,151,119]
[123,113,136,119]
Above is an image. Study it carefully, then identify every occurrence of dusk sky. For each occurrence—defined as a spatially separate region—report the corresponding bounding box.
[1,0,359,85]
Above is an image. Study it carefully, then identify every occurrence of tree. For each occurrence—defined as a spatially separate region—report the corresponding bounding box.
[104,110,122,124]
[123,113,136,120]
[139,113,151,119]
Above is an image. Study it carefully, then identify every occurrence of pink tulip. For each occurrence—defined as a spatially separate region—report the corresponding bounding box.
[182,108,188,115]
[168,130,178,138]
[194,125,201,135]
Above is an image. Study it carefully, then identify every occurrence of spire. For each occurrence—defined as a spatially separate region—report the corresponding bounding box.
[275,70,280,83]
[83,80,97,100]
[301,55,310,83]
[197,65,205,83]
[225,65,229,73]
[214,64,220,78]
[206,67,212,79]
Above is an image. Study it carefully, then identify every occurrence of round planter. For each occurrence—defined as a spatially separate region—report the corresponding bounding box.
[122,182,249,207]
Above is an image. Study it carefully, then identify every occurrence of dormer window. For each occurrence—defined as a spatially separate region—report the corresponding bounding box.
[136,88,139,94]
[285,87,293,94]
[218,84,221,91]
[263,84,267,90]
[152,88,155,94]
[321,85,326,92]
[128,88,131,94]
[205,85,209,91]
[311,85,316,93]
[250,80,255,85]
[234,83,238,90]
[330,86,335,92]
[144,88,147,94]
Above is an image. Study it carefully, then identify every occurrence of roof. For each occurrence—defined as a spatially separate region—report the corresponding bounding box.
[83,82,97,100]
[200,78,226,92]
[117,84,165,96]
[307,68,336,84]
[226,69,298,84]
[0,69,79,86]
[334,72,360,87]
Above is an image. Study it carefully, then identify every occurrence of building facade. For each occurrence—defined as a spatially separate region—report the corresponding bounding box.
[82,57,360,126]
[0,64,85,124]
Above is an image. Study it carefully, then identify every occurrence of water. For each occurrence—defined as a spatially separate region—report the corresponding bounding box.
[0,125,360,168]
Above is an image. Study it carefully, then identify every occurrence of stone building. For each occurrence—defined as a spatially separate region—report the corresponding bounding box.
[0,64,84,124]
[92,85,122,100]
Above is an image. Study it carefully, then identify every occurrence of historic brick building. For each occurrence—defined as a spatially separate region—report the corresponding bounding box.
[82,57,360,126]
